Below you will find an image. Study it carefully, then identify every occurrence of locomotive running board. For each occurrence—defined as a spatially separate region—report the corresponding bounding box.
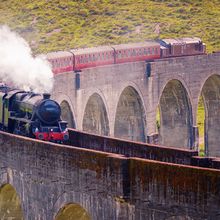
[9,116,31,123]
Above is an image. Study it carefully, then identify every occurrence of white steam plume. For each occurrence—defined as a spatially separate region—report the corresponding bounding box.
[0,25,53,93]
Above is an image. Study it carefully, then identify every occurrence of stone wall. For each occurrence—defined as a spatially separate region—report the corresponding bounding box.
[1,130,220,219]
[0,131,130,219]
[130,158,220,219]
[68,129,198,165]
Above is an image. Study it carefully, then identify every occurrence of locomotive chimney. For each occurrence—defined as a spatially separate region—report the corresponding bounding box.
[43,93,51,99]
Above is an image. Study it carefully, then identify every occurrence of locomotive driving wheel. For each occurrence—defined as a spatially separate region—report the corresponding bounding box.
[13,121,29,136]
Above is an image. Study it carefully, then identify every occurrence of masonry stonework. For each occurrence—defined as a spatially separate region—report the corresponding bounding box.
[1,131,220,219]
[52,53,220,156]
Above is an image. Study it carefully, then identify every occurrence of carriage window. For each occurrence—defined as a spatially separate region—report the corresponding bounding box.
[144,48,147,55]
[132,50,136,56]
[152,48,154,55]
[148,48,151,54]
[140,49,143,55]
[155,48,158,54]
[118,51,121,58]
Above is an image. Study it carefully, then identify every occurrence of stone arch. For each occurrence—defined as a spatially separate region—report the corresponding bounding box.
[158,79,193,148]
[52,191,132,220]
[55,203,91,220]
[60,100,76,128]
[199,74,220,156]
[55,94,77,128]
[114,86,146,142]
[82,93,109,136]
[0,183,24,219]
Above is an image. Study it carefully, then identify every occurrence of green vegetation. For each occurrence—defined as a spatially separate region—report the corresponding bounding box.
[0,0,220,54]
[197,96,205,155]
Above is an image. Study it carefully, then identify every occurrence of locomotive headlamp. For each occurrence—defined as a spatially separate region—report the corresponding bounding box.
[38,133,44,140]
[63,133,69,141]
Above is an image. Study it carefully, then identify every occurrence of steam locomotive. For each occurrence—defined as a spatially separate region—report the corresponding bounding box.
[0,84,69,142]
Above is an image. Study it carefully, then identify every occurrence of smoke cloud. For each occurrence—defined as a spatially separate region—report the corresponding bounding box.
[0,25,53,93]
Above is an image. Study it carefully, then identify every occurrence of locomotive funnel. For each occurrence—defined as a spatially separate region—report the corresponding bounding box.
[43,93,51,99]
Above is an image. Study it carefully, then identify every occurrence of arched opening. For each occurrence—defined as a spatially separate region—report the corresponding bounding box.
[82,93,109,136]
[60,101,76,128]
[114,86,146,142]
[55,203,91,220]
[158,80,192,148]
[197,96,205,156]
[0,184,24,219]
[156,106,161,141]
[200,75,220,156]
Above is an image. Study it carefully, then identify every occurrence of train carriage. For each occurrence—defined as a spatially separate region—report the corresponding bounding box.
[112,41,161,64]
[46,51,74,75]
[159,37,206,58]
[46,37,206,75]
[71,46,114,70]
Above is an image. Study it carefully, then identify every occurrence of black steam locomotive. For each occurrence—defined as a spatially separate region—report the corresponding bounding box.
[0,84,69,142]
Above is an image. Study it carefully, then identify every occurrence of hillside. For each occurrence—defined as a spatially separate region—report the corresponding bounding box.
[0,0,219,54]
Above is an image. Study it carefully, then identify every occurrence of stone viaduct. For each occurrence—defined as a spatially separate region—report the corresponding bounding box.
[1,130,220,219]
[52,52,220,156]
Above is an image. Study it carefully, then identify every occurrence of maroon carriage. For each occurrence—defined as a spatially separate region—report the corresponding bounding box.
[159,37,206,58]
[46,51,74,75]
[112,41,161,64]
[71,46,114,70]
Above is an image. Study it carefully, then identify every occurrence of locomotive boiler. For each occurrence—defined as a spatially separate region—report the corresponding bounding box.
[0,84,69,142]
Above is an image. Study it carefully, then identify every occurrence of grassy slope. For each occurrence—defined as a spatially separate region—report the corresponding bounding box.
[0,0,219,54]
